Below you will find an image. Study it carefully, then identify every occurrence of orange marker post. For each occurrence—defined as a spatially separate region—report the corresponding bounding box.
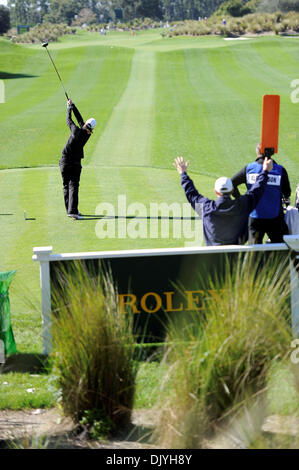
[260,94,280,157]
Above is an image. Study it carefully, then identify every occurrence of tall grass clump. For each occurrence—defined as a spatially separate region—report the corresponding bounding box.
[154,253,293,448]
[51,262,137,437]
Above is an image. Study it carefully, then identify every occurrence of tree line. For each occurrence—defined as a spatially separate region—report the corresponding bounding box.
[2,0,243,29]
[1,0,299,33]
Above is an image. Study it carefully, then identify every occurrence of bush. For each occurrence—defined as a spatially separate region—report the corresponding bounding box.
[273,22,285,33]
[51,262,137,437]
[12,23,76,44]
[154,253,293,448]
[166,12,299,37]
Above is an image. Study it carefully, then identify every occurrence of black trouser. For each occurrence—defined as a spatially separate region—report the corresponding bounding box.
[59,158,82,215]
[248,214,289,244]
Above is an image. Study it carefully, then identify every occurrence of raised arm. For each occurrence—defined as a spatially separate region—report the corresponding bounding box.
[173,156,208,209]
[72,103,84,128]
[66,100,77,132]
[66,99,85,130]
[181,173,208,208]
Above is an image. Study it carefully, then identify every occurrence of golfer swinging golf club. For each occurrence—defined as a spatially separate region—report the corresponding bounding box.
[59,99,97,219]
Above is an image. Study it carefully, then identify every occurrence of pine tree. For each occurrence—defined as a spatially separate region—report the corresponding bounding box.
[0,5,10,33]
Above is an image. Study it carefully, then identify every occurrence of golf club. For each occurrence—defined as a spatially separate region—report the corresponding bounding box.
[42,42,69,100]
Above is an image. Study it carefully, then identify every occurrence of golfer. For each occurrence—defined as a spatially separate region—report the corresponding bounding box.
[174,156,273,246]
[59,99,97,219]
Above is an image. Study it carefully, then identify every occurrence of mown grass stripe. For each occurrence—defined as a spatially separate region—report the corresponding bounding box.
[232,40,293,92]
[0,47,89,167]
[153,46,254,178]
[0,44,48,103]
[188,47,262,174]
[1,45,133,169]
[89,50,156,168]
[251,38,299,78]
[278,37,299,66]
[153,50,210,174]
[229,41,299,186]
[0,47,86,119]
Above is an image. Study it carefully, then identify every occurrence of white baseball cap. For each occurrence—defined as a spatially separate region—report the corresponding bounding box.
[214,177,233,194]
[85,118,97,131]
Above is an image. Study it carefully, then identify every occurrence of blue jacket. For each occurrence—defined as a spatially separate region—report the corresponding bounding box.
[181,171,269,246]
[246,161,283,219]
[231,158,291,219]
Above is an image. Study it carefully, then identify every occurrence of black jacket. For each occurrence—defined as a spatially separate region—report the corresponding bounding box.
[61,104,91,163]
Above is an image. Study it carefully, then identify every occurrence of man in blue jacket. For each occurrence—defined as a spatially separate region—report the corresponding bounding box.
[231,143,291,243]
[174,156,273,246]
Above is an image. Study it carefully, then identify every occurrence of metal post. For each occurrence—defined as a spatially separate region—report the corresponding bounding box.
[284,235,299,337]
[290,257,299,337]
[0,339,4,364]
[32,247,53,355]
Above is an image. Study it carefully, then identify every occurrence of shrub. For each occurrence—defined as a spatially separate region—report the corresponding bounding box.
[154,253,293,448]
[12,23,76,44]
[248,20,263,33]
[51,262,137,437]
[273,22,285,33]
[166,12,299,37]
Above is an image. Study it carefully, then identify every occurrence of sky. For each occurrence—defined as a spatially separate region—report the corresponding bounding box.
[0,0,7,5]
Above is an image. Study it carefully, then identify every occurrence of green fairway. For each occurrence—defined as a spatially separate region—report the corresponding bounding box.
[0,29,299,355]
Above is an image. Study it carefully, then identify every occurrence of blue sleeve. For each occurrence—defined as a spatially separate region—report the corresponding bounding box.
[181,172,209,209]
[245,170,268,210]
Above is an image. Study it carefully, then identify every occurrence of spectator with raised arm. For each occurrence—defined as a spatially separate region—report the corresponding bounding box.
[174,156,273,246]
